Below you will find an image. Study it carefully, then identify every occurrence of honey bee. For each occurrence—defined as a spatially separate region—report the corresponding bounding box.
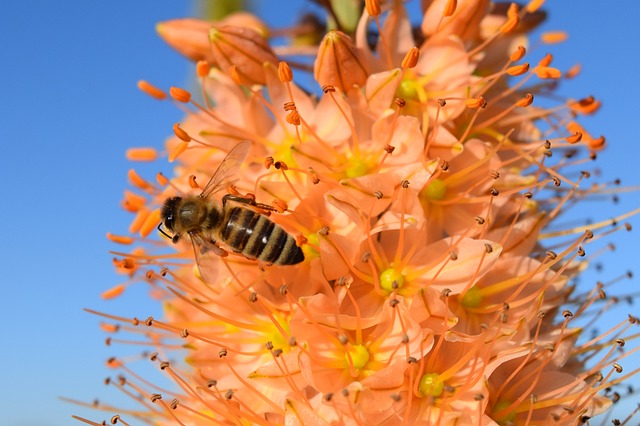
[158,141,304,281]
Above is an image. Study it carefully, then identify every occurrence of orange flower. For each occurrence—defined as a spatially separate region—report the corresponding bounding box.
[74,2,639,425]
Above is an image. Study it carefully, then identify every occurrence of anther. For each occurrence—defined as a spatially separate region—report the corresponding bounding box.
[137,80,167,100]
[440,160,450,171]
[613,364,623,373]
[546,250,557,260]
[169,86,191,103]
[437,99,446,107]
[319,226,330,236]
[551,176,561,187]
[389,299,400,307]
[616,339,625,347]
[150,393,162,403]
[188,175,199,189]
[384,144,396,154]
[273,199,288,213]
[394,98,406,109]
[390,394,401,402]
[563,310,573,318]
[401,334,409,344]
[322,85,336,93]
[484,243,493,253]
[489,170,500,179]
[585,230,594,239]
[225,390,234,399]
[373,191,383,199]
[441,288,451,297]
[172,123,191,142]
[266,341,274,351]
[475,216,485,225]
[289,336,297,346]
[577,246,585,257]
[111,415,121,424]
[465,96,487,109]
[145,317,154,326]
[180,329,189,338]
[407,357,418,364]
[338,335,348,345]
[278,61,293,83]
[170,399,179,410]
[401,179,410,188]
[273,349,283,357]
[249,292,258,303]
[510,45,526,61]
[160,361,170,370]
[196,60,210,77]
[341,388,349,397]
[361,252,371,262]
[264,156,274,169]
[274,161,289,170]
[581,171,591,178]
[309,167,320,184]
[365,0,381,16]
[219,348,228,357]
[280,285,288,295]
[150,352,159,361]
[490,188,499,196]
[450,252,458,260]
[566,132,582,144]
[516,93,534,107]
[283,101,296,111]
[207,379,218,388]
[524,191,533,198]
[401,47,419,69]
[324,393,334,401]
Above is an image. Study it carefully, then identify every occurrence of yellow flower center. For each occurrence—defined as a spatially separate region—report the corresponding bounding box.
[493,400,516,424]
[418,373,444,397]
[421,179,447,201]
[460,285,483,308]
[302,232,320,260]
[344,344,370,370]
[345,157,370,178]
[379,268,404,292]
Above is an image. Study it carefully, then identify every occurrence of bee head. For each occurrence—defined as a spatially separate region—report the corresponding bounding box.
[161,196,182,232]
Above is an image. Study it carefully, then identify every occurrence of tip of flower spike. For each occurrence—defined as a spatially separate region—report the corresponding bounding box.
[541,31,568,44]
[106,232,134,245]
[126,147,158,162]
[137,80,167,100]
[101,284,125,300]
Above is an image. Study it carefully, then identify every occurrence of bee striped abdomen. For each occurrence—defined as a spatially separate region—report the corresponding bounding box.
[221,206,304,265]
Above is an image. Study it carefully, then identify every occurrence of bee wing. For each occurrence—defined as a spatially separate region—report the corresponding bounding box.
[200,141,251,199]
[189,233,223,285]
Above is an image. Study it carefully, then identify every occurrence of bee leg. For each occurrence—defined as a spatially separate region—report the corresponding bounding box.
[222,194,278,215]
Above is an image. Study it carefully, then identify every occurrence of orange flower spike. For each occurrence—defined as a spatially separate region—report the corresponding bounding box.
[168,141,188,163]
[125,147,158,162]
[314,30,369,93]
[538,53,553,67]
[169,86,192,103]
[208,25,278,85]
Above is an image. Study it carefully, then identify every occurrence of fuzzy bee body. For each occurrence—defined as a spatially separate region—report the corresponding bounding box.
[158,141,304,279]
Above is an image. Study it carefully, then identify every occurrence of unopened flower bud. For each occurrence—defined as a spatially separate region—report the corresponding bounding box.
[314,30,368,93]
[209,25,278,85]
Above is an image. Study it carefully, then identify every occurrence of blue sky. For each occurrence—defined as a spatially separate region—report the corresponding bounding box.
[1,1,639,424]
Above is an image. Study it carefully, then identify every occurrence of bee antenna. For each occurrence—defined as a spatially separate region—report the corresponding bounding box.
[157,222,174,241]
